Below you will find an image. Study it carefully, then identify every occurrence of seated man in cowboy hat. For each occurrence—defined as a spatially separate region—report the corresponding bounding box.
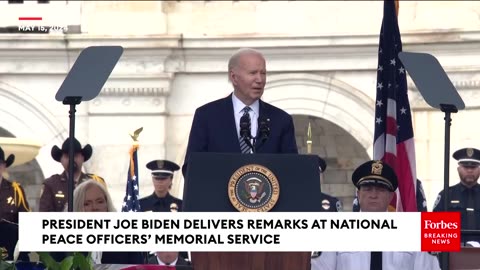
[312,160,440,270]
[39,138,105,212]
[0,145,30,261]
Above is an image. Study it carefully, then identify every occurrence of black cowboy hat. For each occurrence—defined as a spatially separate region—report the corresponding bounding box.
[0,146,14,168]
[51,138,92,162]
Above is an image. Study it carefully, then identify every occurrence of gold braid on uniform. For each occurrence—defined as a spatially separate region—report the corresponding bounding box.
[12,181,31,212]
[87,173,107,188]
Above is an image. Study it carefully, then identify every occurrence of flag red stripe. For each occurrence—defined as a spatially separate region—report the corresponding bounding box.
[396,141,417,211]
[386,116,397,136]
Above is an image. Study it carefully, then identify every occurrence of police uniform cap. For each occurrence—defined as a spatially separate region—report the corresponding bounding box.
[317,156,327,172]
[453,147,480,167]
[146,160,180,179]
[352,160,398,192]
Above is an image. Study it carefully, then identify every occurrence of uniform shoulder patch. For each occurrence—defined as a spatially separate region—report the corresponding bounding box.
[336,200,343,212]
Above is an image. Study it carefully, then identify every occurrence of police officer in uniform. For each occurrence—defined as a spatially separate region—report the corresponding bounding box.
[352,178,428,212]
[312,160,440,270]
[39,138,105,212]
[317,156,342,212]
[312,157,343,259]
[139,159,182,212]
[140,160,187,263]
[0,146,30,261]
[433,147,480,243]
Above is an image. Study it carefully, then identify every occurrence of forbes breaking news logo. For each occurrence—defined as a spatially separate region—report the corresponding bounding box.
[421,212,461,252]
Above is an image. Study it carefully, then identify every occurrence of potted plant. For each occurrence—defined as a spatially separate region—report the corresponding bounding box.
[37,252,93,270]
[0,252,93,270]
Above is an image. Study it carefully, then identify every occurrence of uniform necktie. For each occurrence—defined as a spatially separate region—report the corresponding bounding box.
[467,188,476,229]
[370,251,382,270]
[239,106,252,154]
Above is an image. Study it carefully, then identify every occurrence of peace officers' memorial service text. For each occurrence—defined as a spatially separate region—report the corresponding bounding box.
[21,212,422,252]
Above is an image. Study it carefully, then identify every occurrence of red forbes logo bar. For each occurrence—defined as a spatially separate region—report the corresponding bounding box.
[421,212,461,252]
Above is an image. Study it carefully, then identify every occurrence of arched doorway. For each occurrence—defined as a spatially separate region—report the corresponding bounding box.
[293,115,370,211]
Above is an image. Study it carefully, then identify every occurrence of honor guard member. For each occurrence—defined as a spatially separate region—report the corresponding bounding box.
[312,156,343,259]
[353,178,428,212]
[317,156,342,212]
[433,147,480,243]
[312,160,441,270]
[39,138,105,212]
[0,146,30,261]
[0,146,30,223]
[139,160,183,212]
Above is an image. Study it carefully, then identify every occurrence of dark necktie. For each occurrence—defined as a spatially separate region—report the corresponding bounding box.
[370,251,382,270]
[467,188,476,229]
[239,106,252,154]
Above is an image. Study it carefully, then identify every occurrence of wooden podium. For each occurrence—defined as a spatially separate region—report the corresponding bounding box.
[183,153,323,270]
[191,252,310,270]
[450,248,480,270]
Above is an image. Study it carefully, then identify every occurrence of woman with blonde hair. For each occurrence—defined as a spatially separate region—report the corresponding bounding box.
[72,180,144,265]
[73,179,115,212]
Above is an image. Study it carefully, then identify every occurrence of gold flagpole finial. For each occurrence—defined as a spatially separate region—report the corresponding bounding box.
[306,122,312,154]
[130,127,143,145]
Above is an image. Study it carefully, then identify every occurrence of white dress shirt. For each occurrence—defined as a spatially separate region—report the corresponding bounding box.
[156,256,178,266]
[311,251,441,270]
[232,93,259,148]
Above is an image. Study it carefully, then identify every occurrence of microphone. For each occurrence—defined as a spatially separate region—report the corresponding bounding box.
[240,114,251,139]
[240,113,253,150]
[258,115,270,144]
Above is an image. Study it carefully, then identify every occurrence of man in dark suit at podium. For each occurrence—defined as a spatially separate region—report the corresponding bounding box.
[182,48,298,176]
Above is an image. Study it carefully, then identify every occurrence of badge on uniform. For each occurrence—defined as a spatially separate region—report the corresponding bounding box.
[336,200,343,212]
[170,203,179,212]
[55,191,64,198]
[7,196,14,205]
[0,246,8,260]
[321,199,331,210]
[371,161,383,175]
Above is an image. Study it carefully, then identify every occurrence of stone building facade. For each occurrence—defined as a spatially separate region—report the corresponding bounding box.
[1,1,480,211]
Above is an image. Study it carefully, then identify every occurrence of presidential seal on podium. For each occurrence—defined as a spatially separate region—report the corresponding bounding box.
[228,164,280,212]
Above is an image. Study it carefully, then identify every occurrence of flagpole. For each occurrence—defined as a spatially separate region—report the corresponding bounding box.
[121,127,143,212]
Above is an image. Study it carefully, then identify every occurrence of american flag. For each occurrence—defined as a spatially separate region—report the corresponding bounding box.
[121,144,141,212]
[373,0,417,212]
